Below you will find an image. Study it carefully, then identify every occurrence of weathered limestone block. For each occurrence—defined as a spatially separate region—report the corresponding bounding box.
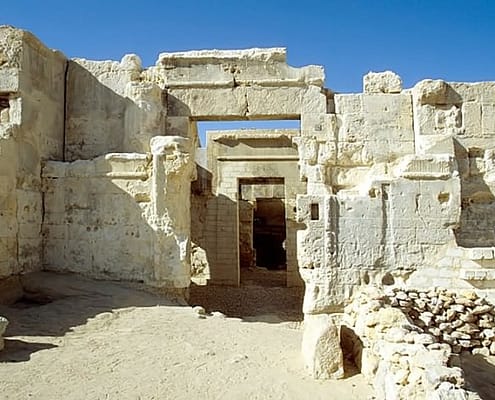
[0,26,25,69]
[412,79,469,106]
[150,136,195,288]
[66,55,154,159]
[0,68,20,92]
[413,79,450,106]
[124,81,165,153]
[301,113,338,140]
[302,314,344,379]
[0,315,8,350]
[395,154,457,179]
[167,85,326,118]
[296,114,338,173]
[149,47,324,88]
[334,93,363,114]
[296,194,336,279]
[363,71,402,94]
[72,55,142,96]
[334,92,414,166]
[411,80,466,157]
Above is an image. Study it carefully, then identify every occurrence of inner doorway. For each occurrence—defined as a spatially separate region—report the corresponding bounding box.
[253,198,286,270]
[238,178,287,287]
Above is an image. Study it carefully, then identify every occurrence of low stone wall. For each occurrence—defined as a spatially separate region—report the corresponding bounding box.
[342,289,466,400]
[343,288,470,399]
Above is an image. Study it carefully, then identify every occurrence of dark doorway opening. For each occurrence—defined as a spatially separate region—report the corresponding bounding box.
[253,198,286,270]
[238,178,287,287]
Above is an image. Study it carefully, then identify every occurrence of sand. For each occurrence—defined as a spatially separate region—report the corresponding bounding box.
[0,272,373,400]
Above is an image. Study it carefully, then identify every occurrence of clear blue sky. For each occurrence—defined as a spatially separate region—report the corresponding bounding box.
[2,1,494,144]
[3,0,494,92]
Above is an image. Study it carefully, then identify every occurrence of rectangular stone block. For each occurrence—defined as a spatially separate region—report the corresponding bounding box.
[0,68,19,92]
[301,113,337,140]
[302,314,344,380]
[462,101,482,137]
[334,94,362,114]
[481,103,495,136]
[167,87,248,117]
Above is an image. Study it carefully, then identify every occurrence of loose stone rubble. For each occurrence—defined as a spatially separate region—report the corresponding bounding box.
[1,25,495,399]
[342,288,473,399]
[388,288,495,356]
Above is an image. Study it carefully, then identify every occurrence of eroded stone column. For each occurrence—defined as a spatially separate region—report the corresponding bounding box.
[150,136,195,289]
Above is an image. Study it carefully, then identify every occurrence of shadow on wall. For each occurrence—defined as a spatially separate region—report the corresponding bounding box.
[42,158,159,285]
[460,353,495,399]
[190,187,239,284]
[65,61,130,160]
[340,325,363,378]
[454,139,495,247]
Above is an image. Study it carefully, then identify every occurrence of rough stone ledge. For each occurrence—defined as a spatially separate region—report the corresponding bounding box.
[157,47,288,63]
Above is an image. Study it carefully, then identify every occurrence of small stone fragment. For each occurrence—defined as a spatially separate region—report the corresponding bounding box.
[363,71,402,94]
[192,305,206,315]
[414,333,436,345]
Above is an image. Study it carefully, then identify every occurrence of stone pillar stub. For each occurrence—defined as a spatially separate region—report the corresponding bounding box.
[302,313,345,380]
[150,136,194,288]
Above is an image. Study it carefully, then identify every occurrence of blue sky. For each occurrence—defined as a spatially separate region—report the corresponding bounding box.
[3,0,494,92]
[2,1,494,143]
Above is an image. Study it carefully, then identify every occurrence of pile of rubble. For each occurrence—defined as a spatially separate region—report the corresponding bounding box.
[388,288,495,356]
[343,288,472,400]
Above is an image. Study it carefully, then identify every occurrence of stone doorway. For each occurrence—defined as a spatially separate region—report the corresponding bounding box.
[238,178,287,287]
[190,128,304,287]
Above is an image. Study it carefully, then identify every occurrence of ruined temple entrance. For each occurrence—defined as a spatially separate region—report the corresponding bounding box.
[191,128,305,288]
[238,178,287,287]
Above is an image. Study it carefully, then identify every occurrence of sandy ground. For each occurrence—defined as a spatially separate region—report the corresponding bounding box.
[0,272,373,400]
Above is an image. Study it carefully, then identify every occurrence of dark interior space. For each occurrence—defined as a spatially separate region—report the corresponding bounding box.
[253,198,287,270]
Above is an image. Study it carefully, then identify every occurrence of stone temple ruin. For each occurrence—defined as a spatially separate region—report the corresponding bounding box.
[1,25,495,398]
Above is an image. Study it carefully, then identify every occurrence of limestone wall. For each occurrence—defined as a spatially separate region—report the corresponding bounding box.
[297,73,495,315]
[0,26,66,279]
[42,154,155,281]
[65,56,167,159]
[43,137,195,288]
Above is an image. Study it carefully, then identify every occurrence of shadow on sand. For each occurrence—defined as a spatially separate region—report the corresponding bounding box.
[0,271,180,360]
[461,353,495,400]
